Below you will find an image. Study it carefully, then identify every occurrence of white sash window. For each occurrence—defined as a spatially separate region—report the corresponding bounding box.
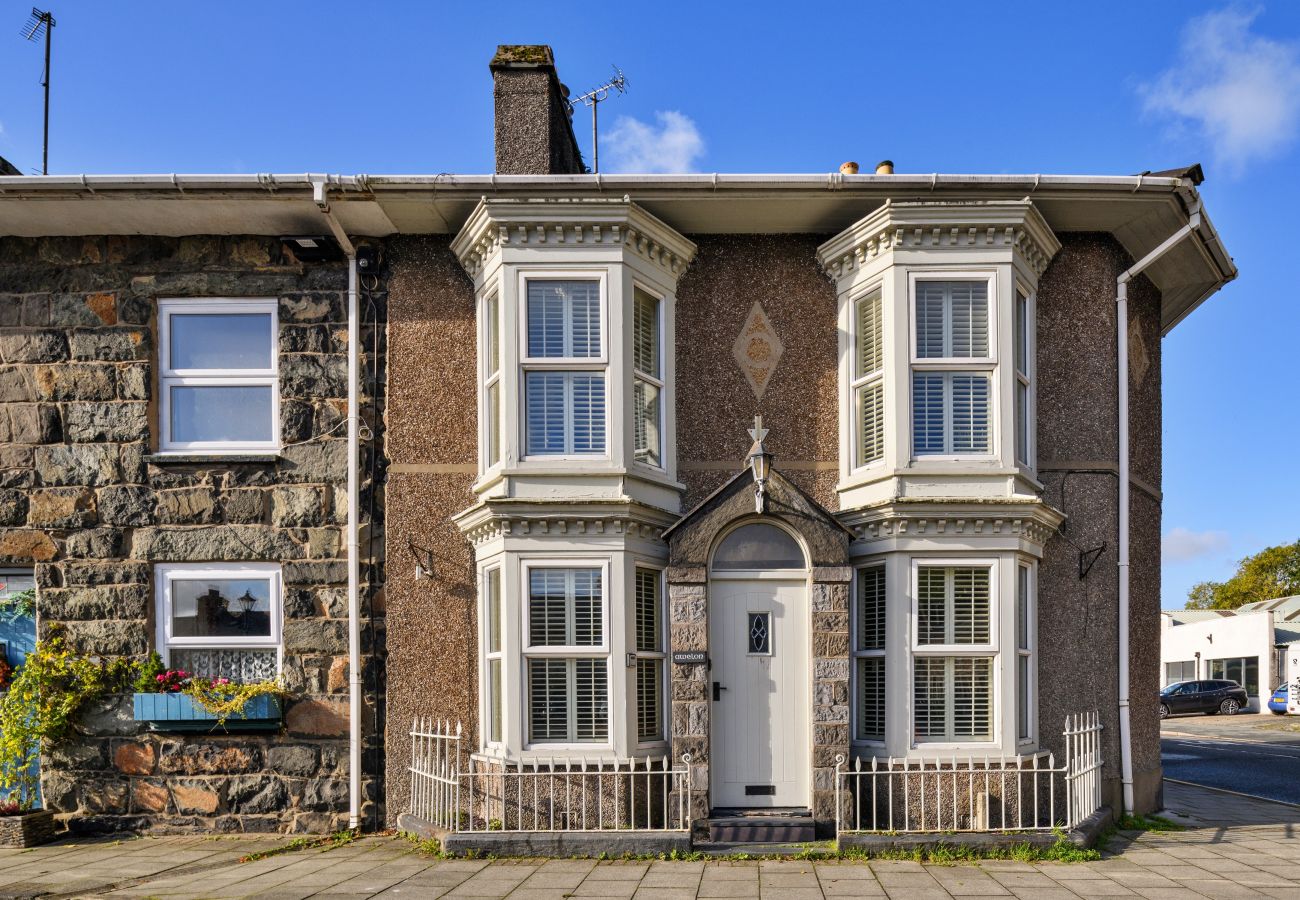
[522,280,607,457]
[632,288,664,468]
[524,564,609,745]
[853,290,886,468]
[911,280,994,458]
[634,567,666,744]
[853,564,887,743]
[912,563,995,743]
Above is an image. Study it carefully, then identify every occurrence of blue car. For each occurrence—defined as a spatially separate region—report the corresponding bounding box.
[1269,684,1288,715]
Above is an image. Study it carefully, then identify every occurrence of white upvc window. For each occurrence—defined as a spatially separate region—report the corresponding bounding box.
[1014,288,1034,468]
[1016,563,1036,744]
[481,292,502,469]
[154,563,282,682]
[912,562,996,744]
[852,288,886,468]
[158,298,279,453]
[632,287,664,469]
[521,277,608,458]
[634,566,667,744]
[484,567,504,745]
[523,562,610,746]
[910,278,995,459]
[853,564,886,744]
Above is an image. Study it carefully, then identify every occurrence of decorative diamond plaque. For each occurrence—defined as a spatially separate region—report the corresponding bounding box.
[733,303,783,398]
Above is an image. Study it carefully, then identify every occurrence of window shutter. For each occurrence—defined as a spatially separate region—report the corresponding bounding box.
[633,290,659,377]
[951,567,990,644]
[948,281,989,357]
[916,567,947,645]
[570,374,607,454]
[857,657,886,742]
[574,659,608,740]
[857,566,886,650]
[525,372,566,455]
[913,657,946,739]
[635,570,659,652]
[487,569,502,653]
[572,569,602,646]
[952,657,993,740]
[1017,568,1029,651]
[950,374,990,454]
[859,383,885,465]
[857,292,883,376]
[529,569,569,646]
[916,283,947,359]
[484,292,500,373]
[912,373,945,455]
[633,379,660,466]
[527,281,601,358]
[637,657,663,742]
[489,658,502,743]
[528,658,569,742]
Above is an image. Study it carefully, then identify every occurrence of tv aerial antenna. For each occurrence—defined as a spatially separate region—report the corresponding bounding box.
[21,7,56,175]
[570,66,627,174]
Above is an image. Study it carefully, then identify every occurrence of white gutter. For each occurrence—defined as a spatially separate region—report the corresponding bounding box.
[1114,200,1202,815]
[312,176,364,831]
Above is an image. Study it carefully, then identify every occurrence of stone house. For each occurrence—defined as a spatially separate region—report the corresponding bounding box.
[0,45,1235,842]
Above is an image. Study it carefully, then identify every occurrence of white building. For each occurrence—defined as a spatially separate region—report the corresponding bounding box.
[1160,596,1300,713]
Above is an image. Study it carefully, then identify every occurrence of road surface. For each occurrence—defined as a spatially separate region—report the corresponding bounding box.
[1162,716,1300,805]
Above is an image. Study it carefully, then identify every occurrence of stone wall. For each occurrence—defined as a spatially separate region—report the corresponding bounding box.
[0,235,385,833]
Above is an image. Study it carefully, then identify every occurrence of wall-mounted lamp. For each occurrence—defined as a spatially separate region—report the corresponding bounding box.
[746,415,772,515]
[408,540,436,581]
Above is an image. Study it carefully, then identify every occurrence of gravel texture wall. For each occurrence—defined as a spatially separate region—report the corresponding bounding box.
[0,235,385,834]
[1035,233,1163,815]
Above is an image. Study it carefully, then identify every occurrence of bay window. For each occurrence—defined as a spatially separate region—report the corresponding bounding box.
[853,564,886,743]
[522,279,607,457]
[524,565,609,744]
[632,288,663,468]
[911,280,994,458]
[912,564,994,743]
[158,298,279,453]
[634,567,666,743]
[155,563,282,682]
[853,290,885,468]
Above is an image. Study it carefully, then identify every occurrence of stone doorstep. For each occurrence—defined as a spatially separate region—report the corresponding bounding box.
[441,829,692,859]
[836,806,1112,854]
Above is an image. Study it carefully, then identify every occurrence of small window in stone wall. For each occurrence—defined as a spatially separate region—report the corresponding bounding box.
[158,298,280,453]
[155,563,282,681]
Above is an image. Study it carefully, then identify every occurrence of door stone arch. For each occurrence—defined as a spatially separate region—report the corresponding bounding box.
[662,466,852,836]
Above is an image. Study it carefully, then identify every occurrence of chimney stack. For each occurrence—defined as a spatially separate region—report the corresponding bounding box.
[490,45,586,175]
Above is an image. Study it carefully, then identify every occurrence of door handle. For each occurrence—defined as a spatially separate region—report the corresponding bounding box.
[712,681,728,702]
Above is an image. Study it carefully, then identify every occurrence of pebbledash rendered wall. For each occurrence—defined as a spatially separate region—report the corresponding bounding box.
[380,226,1167,824]
[0,235,385,833]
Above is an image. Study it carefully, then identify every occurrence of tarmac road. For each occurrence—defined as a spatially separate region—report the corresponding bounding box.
[1163,716,1300,805]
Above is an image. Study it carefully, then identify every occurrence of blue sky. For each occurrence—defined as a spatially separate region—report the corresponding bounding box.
[2,1,1297,608]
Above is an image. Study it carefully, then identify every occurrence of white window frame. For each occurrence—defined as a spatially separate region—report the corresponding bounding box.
[521,558,612,750]
[850,283,886,472]
[480,291,502,472]
[517,271,610,461]
[908,273,997,462]
[631,283,665,471]
[851,562,887,747]
[154,562,283,673]
[909,557,999,749]
[1013,285,1035,469]
[157,298,280,454]
[483,566,504,748]
[633,564,668,747]
[1016,562,1036,746]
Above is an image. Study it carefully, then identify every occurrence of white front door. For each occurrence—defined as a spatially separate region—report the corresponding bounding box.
[709,576,810,809]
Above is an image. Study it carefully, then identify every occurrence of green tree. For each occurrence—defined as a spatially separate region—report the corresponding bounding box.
[1185,540,1300,610]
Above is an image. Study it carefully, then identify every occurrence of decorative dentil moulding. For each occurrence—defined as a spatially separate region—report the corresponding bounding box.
[451,197,699,280]
[815,199,1063,281]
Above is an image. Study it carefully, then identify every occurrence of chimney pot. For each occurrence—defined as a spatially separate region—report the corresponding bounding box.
[839,161,860,175]
[875,160,895,175]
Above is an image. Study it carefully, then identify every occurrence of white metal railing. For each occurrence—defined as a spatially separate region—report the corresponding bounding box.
[408,718,692,833]
[835,712,1104,834]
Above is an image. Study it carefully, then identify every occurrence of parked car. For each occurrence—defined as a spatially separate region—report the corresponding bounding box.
[1269,683,1289,715]
[1159,680,1249,718]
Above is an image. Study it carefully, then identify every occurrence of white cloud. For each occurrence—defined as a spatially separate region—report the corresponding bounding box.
[1163,527,1231,563]
[604,111,704,173]
[1140,6,1300,171]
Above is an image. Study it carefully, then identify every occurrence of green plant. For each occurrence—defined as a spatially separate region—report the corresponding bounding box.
[0,589,36,625]
[0,630,108,809]
[238,829,357,863]
[130,652,165,693]
[183,676,287,726]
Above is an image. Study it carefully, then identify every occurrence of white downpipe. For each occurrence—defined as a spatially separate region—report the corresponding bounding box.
[1115,203,1201,814]
[312,177,363,830]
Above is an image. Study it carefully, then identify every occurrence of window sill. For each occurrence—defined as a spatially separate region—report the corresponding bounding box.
[145,452,281,465]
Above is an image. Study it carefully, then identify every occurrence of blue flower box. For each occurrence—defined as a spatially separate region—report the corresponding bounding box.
[132,692,282,732]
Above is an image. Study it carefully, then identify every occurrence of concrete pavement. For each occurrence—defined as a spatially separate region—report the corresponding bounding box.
[1,782,1300,898]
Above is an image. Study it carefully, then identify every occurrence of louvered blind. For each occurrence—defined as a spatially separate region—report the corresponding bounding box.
[528,658,569,742]
[1017,567,1030,652]
[857,566,886,651]
[633,289,659,377]
[525,372,607,455]
[857,291,883,377]
[486,381,500,465]
[856,657,886,742]
[633,379,661,466]
[484,292,500,372]
[528,568,602,647]
[916,281,988,358]
[911,373,990,455]
[527,280,601,358]
[574,659,608,740]
[486,568,501,653]
[1014,293,1028,374]
[917,566,990,645]
[635,569,660,653]
[637,657,663,742]
[859,382,885,465]
[913,656,993,741]
[489,658,502,743]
